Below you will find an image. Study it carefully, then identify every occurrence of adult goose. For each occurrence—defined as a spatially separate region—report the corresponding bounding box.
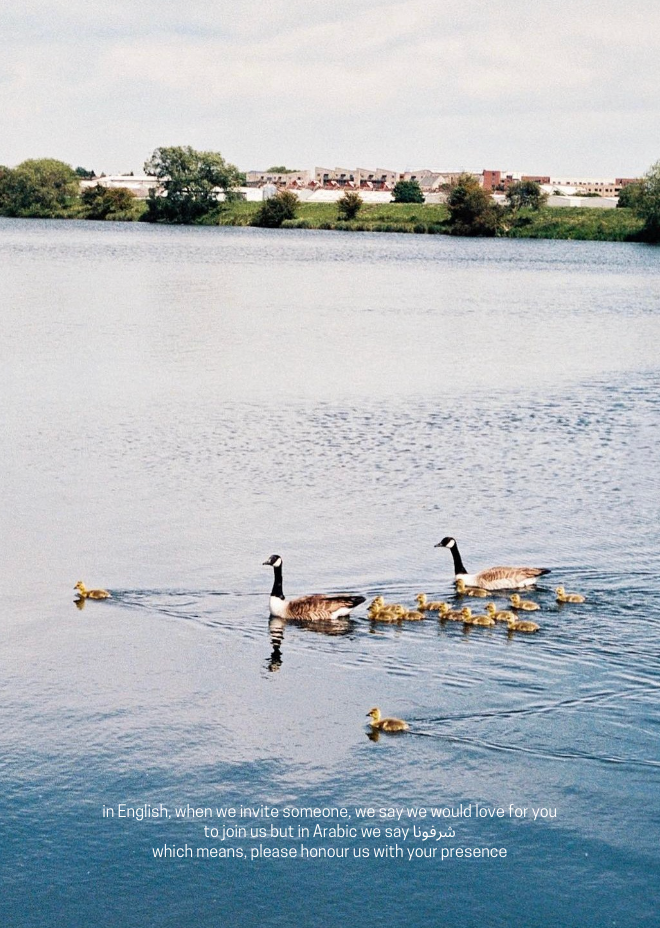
[435,537,550,591]
[263,555,365,621]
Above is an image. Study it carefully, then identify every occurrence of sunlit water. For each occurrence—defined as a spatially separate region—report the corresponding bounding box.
[1,219,659,927]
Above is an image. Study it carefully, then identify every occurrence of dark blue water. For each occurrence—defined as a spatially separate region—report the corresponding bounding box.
[1,219,659,927]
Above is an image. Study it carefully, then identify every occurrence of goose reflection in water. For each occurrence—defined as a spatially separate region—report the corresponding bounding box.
[266,615,355,673]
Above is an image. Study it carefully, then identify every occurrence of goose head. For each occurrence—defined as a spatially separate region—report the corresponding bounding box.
[555,586,566,596]
[434,537,456,548]
[74,581,86,593]
[263,555,283,568]
[461,607,472,619]
[455,578,466,593]
[366,707,381,722]
[485,602,497,615]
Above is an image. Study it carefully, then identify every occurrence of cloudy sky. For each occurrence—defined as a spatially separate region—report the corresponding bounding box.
[1,0,659,176]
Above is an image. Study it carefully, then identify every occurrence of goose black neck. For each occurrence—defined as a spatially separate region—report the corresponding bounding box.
[271,563,285,600]
[449,543,468,576]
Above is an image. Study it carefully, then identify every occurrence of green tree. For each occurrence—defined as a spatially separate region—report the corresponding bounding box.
[392,179,424,203]
[635,160,660,241]
[447,173,502,236]
[617,181,643,209]
[75,166,96,179]
[81,184,136,219]
[337,191,363,220]
[0,158,79,218]
[253,190,299,228]
[266,166,299,173]
[142,146,244,223]
[506,180,547,211]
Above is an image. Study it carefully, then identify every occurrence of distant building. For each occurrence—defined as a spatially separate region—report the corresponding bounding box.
[245,169,314,188]
[314,167,399,189]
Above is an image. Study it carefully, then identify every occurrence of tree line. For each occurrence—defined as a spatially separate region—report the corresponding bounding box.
[1,147,659,241]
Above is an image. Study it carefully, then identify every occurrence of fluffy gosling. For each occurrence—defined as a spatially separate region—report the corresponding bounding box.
[556,586,586,604]
[437,603,464,621]
[367,707,409,733]
[485,602,516,622]
[507,616,540,633]
[461,606,496,627]
[510,594,540,611]
[455,578,488,598]
[74,581,110,600]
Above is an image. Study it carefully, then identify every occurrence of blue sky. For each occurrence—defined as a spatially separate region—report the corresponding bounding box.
[1,0,658,176]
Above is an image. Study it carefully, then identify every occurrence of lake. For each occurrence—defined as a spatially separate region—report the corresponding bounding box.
[1,218,659,927]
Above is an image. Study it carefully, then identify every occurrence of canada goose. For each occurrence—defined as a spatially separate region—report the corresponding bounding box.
[485,602,516,622]
[367,707,409,733]
[556,586,585,604]
[461,606,496,627]
[455,578,488,598]
[509,594,540,612]
[74,581,110,600]
[436,537,550,590]
[507,616,540,633]
[263,555,365,620]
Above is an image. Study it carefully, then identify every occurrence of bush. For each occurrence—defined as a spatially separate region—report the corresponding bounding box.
[447,173,503,236]
[337,191,363,220]
[81,184,136,219]
[392,180,424,203]
[252,190,299,228]
[617,182,643,209]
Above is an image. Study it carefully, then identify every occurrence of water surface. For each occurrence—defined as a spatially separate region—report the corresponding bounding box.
[1,220,659,927]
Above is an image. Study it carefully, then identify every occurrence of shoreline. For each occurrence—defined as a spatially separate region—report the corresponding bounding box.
[0,203,649,242]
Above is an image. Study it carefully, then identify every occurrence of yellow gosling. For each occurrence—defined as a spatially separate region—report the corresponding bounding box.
[367,596,386,617]
[485,602,516,622]
[438,603,463,621]
[510,594,540,612]
[366,707,409,733]
[401,610,425,621]
[556,586,586,604]
[416,593,430,611]
[74,581,110,600]
[507,616,540,633]
[455,578,488,598]
[461,606,496,627]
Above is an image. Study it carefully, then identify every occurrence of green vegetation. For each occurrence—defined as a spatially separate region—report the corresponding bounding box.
[265,166,300,173]
[0,158,79,218]
[337,191,363,220]
[447,173,502,236]
[252,190,299,227]
[505,206,642,240]
[392,179,424,203]
[81,184,138,220]
[616,183,643,209]
[75,166,96,179]
[142,146,244,224]
[632,160,660,242]
[506,180,547,212]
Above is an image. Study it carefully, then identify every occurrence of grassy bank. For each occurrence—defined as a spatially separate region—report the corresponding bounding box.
[211,201,645,241]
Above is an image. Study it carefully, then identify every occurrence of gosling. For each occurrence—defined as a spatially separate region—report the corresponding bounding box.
[455,578,488,598]
[74,581,110,600]
[437,603,464,621]
[556,586,585,604]
[401,610,425,621]
[485,602,516,622]
[367,707,409,733]
[510,594,540,612]
[367,596,386,618]
[416,593,446,611]
[461,606,496,627]
[507,616,540,633]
